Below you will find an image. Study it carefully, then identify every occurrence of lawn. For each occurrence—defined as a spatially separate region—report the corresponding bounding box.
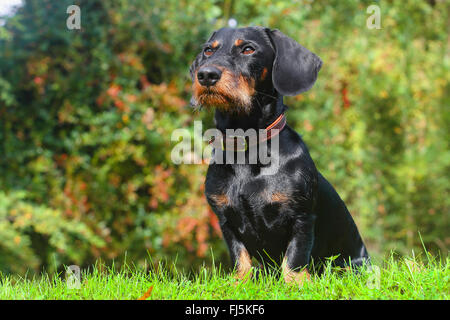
[0,254,448,300]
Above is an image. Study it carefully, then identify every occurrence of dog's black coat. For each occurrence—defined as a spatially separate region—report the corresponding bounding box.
[190,27,369,274]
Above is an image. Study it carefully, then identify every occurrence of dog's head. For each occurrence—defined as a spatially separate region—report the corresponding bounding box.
[189,26,322,114]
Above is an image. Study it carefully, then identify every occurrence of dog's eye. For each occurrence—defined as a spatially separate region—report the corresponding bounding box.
[204,47,214,57]
[242,46,255,55]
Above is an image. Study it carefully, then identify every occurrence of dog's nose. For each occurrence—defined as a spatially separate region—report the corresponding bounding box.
[197,66,222,87]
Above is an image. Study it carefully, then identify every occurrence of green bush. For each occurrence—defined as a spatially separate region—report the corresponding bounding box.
[0,191,104,273]
[0,0,448,274]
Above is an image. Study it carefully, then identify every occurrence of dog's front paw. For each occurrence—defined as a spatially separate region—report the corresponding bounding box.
[282,258,311,287]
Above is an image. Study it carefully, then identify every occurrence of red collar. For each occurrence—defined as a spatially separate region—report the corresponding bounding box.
[209,113,286,152]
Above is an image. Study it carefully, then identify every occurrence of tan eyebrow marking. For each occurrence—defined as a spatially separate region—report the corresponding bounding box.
[211,40,220,48]
[234,39,244,46]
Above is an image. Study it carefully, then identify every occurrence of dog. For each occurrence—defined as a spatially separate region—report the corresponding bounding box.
[189,26,370,286]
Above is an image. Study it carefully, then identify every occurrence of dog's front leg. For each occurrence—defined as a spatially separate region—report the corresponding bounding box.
[282,217,314,287]
[221,224,253,281]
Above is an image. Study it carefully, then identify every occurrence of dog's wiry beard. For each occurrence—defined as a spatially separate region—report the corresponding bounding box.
[191,69,255,114]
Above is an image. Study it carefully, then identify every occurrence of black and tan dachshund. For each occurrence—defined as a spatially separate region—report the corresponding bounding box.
[189,27,370,286]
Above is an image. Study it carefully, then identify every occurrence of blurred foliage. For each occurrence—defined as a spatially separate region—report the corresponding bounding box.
[0,0,448,274]
[0,191,104,274]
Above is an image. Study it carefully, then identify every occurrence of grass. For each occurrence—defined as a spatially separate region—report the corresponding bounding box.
[0,254,448,300]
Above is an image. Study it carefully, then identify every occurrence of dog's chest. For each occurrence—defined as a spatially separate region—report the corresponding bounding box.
[206,165,293,241]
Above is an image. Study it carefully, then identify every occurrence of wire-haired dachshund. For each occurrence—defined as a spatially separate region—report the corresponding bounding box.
[189,26,370,286]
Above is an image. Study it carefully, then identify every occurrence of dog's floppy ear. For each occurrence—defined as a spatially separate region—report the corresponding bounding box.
[267,29,322,96]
